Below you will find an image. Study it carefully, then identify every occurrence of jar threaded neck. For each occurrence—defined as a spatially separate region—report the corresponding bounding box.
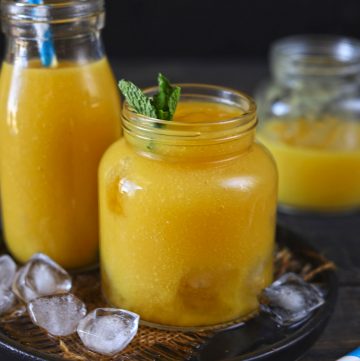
[271,35,360,86]
[123,84,257,144]
[122,84,258,161]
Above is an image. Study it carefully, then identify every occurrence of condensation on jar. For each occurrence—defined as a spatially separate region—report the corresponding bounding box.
[99,84,278,328]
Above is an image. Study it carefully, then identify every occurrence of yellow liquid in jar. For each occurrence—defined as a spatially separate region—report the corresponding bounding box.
[0,58,121,269]
[257,117,360,211]
[99,101,277,327]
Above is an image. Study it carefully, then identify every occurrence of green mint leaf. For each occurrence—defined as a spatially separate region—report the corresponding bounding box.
[158,73,173,97]
[118,74,181,121]
[168,86,181,118]
[157,109,170,121]
[119,79,157,118]
[153,73,181,120]
[152,91,168,117]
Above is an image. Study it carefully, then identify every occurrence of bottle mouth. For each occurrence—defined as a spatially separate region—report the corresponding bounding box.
[271,35,360,83]
[1,0,104,24]
[122,84,258,146]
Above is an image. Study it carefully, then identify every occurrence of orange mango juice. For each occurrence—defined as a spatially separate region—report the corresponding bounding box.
[100,101,277,327]
[0,58,121,269]
[258,117,360,211]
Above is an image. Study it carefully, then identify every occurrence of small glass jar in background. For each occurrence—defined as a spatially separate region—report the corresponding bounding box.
[0,0,121,269]
[256,35,360,213]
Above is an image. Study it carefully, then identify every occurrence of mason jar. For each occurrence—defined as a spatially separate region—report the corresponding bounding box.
[99,84,277,328]
[0,0,121,269]
[257,35,360,212]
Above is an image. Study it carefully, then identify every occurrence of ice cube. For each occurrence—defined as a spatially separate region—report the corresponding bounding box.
[28,294,86,336]
[0,287,16,315]
[77,308,140,356]
[0,255,17,289]
[12,253,72,303]
[260,273,325,326]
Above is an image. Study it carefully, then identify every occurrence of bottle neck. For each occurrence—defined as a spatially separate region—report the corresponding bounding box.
[1,0,105,66]
[4,31,104,66]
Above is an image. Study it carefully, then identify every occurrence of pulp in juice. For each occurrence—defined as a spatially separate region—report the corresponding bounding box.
[0,58,121,269]
[257,117,360,210]
[100,101,277,326]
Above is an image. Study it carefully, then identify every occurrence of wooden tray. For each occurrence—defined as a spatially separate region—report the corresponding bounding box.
[0,227,337,361]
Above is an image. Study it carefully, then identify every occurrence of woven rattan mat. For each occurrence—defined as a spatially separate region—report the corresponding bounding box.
[0,243,335,361]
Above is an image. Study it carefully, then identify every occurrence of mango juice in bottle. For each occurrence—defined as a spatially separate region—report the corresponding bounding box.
[99,85,277,327]
[0,0,121,269]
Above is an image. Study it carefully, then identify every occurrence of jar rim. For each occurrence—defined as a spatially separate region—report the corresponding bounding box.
[123,83,257,128]
[271,35,360,80]
[121,83,258,150]
[273,35,360,60]
[1,0,104,24]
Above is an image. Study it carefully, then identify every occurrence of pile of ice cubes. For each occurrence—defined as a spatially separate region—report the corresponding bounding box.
[0,255,17,315]
[0,252,326,355]
[0,253,140,356]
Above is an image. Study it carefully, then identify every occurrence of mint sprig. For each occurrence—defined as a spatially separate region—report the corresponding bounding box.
[118,80,157,118]
[119,73,181,121]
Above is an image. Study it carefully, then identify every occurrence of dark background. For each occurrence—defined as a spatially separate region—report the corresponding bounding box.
[98,0,360,89]
[1,0,360,89]
[102,0,360,60]
[1,0,360,61]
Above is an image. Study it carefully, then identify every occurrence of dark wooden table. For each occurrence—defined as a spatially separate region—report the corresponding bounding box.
[278,211,360,361]
[111,58,360,361]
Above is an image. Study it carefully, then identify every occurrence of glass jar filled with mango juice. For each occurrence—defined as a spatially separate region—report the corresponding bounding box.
[99,85,277,328]
[257,36,360,212]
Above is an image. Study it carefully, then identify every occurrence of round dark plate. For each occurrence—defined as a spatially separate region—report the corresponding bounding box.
[0,226,338,361]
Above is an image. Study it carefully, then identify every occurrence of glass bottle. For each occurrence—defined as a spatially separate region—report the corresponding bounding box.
[99,84,277,328]
[0,0,121,269]
[257,35,360,212]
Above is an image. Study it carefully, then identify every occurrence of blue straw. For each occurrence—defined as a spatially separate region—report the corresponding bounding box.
[337,347,360,360]
[27,0,57,67]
